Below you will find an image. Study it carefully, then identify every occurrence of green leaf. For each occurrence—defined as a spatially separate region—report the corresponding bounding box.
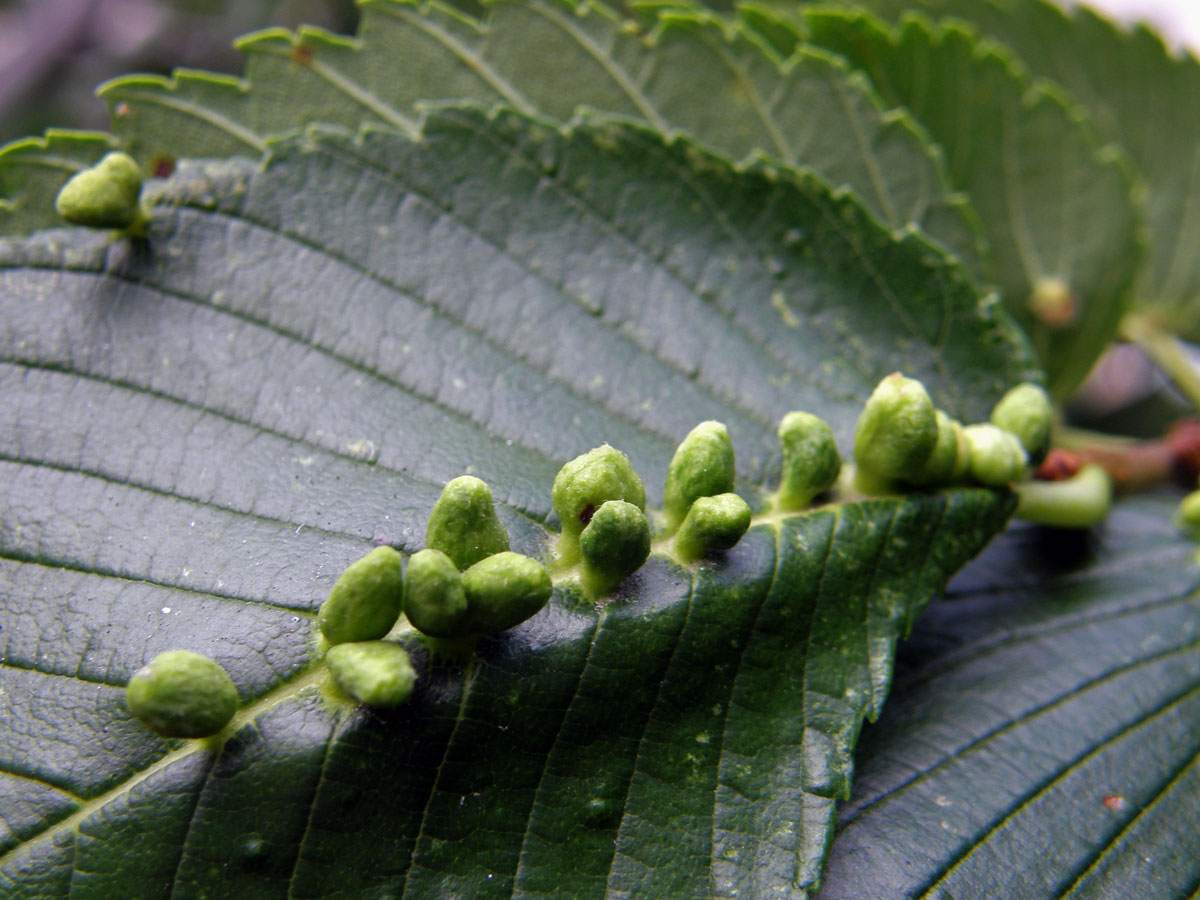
[816,493,1200,898]
[2,0,985,272]
[0,107,1033,897]
[800,8,1142,400]
[0,131,119,236]
[845,0,1200,340]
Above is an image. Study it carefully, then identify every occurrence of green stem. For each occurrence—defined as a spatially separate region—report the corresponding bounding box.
[1053,425,1138,452]
[1122,314,1200,413]
[1014,464,1113,529]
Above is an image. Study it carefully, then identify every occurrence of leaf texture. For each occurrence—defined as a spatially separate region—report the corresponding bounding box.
[799,8,1141,399]
[0,0,983,273]
[0,130,118,235]
[816,494,1200,899]
[0,107,1032,897]
[845,0,1200,339]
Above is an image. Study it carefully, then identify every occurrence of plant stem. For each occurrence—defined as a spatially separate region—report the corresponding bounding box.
[1047,420,1200,491]
[1121,314,1200,412]
[1015,464,1113,528]
[1054,425,1138,453]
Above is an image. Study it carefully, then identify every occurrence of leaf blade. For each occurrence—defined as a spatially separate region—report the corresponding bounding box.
[816,495,1200,899]
[801,8,1142,399]
[0,108,1031,897]
[2,0,984,277]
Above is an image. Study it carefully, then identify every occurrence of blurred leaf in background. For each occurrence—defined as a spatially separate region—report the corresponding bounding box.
[0,0,358,145]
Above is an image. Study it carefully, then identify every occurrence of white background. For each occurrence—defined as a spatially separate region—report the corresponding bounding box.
[1066,0,1200,52]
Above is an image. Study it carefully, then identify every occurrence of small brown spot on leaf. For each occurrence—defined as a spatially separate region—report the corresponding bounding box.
[1102,793,1126,812]
[151,156,175,178]
[580,504,596,526]
[291,44,313,65]
[115,102,131,118]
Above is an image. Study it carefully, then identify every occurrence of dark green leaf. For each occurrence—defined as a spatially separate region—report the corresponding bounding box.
[816,494,1200,899]
[0,108,1032,897]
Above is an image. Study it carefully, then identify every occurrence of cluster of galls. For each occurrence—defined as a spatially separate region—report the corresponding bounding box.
[124,376,1095,731]
[852,373,1051,492]
[554,423,753,598]
[854,373,1117,531]
[312,424,766,710]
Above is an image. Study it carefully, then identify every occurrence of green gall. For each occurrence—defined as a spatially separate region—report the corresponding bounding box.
[462,551,553,634]
[909,411,964,486]
[403,548,468,638]
[54,151,147,232]
[674,493,752,562]
[325,641,417,707]
[853,373,938,488]
[552,445,645,565]
[964,423,1028,487]
[579,500,652,596]
[425,475,509,571]
[991,382,1054,460]
[776,411,840,510]
[949,419,971,480]
[1028,277,1077,329]
[663,421,736,529]
[125,649,238,738]
[318,546,405,645]
[1015,464,1112,529]
[1178,489,1200,536]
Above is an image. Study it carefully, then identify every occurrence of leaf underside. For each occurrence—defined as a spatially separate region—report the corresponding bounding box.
[848,0,1200,337]
[817,494,1200,900]
[0,0,984,276]
[0,108,1031,898]
[796,8,1140,399]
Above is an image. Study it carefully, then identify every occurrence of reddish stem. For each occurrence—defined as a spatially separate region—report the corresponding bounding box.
[1052,418,1200,492]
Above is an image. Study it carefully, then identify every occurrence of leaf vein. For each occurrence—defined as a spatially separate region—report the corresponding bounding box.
[841,631,1200,828]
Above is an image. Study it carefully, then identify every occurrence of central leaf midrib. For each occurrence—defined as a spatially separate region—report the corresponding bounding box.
[0,665,332,876]
[0,498,874,890]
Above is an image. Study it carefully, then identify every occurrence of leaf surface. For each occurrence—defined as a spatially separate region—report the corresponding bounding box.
[816,494,1200,899]
[0,108,1033,897]
[0,131,119,234]
[0,0,984,273]
[800,8,1141,399]
[845,0,1200,339]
